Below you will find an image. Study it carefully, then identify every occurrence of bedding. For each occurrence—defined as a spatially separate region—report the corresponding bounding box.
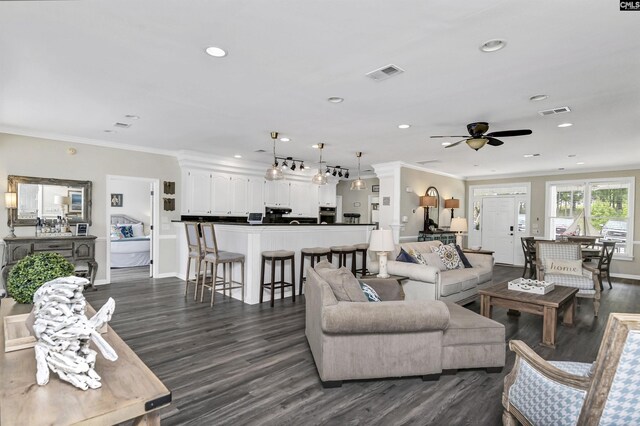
[109,215,151,268]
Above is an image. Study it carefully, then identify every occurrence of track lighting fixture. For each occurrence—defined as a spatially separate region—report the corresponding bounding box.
[282,159,288,169]
[345,171,350,179]
[332,168,337,177]
[290,162,296,171]
[338,170,343,178]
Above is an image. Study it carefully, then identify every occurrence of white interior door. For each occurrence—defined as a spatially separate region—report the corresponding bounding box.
[149,182,154,278]
[481,197,516,264]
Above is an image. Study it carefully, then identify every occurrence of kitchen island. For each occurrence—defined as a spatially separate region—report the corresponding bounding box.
[175,223,376,304]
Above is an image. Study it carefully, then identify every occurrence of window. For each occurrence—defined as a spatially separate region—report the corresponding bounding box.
[547,178,635,258]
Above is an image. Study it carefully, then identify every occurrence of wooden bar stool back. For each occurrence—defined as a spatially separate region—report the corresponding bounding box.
[299,247,332,295]
[200,223,246,306]
[330,245,357,276]
[260,250,296,307]
[354,243,370,277]
[184,222,204,300]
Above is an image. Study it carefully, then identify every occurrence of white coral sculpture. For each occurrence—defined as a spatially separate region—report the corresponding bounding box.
[32,276,117,390]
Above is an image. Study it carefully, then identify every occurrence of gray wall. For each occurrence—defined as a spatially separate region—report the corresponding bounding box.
[0,132,182,282]
[336,177,379,222]
[400,168,466,238]
[467,169,640,277]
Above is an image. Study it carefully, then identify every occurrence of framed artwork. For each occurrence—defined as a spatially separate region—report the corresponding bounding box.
[76,223,89,236]
[372,185,380,193]
[111,193,123,207]
[68,190,83,213]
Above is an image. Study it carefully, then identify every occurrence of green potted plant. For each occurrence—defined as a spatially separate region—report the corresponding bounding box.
[7,252,75,303]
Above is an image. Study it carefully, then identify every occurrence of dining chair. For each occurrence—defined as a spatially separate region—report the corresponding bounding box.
[503,313,640,426]
[200,223,246,307]
[184,222,204,300]
[536,241,600,317]
[520,237,536,279]
[594,241,616,290]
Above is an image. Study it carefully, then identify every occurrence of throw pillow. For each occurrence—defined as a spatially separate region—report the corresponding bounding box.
[316,266,368,302]
[409,250,428,265]
[118,225,134,239]
[423,252,447,271]
[358,281,381,302]
[396,248,418,263]
[455,245,472,268]
[119,222,145,238]
[545,259,583,276]
[110,224,122,239]
[433,243,464,270]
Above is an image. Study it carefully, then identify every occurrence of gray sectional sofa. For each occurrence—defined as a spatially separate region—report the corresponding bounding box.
[305,262,505,387]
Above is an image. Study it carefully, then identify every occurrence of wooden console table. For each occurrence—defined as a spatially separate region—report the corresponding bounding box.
[417,231,455,244]
[1,235,98,291]
[0,299,171,425]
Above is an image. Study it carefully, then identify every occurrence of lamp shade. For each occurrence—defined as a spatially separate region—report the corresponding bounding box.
[369,229,395,252]
[4,192,17,209]
[444,198,459,209]
[419,195,437,208]
[350,178,367,190]
[54,195,70,205]
[450,217,468,233]
[265,165,284,181]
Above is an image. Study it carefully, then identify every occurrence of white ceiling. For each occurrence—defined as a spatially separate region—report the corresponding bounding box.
[1,1,639,179]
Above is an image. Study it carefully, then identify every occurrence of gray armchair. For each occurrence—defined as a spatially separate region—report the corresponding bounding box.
[536,241,600,316]
[503,313,640,425]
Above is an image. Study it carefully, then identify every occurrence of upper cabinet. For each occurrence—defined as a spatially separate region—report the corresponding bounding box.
[318,183,337,207]
[290,182,319,217]
[264,180,290,207]
[184,170,212,214]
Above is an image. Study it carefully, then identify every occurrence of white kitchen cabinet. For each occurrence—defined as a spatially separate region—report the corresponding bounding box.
[210,173,233,215]
[264,180,290,207]
[247,177,265,214]
[230,176,250,215]
[184,169,212,214]
[318,183,337,207]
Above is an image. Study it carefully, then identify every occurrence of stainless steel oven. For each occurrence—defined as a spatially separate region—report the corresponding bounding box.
[319,207,336,224]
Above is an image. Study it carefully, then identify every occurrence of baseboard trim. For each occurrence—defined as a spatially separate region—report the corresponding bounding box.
[156,272,179,279]
[611,273,640,280]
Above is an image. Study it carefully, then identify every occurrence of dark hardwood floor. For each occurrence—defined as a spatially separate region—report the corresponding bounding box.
[85,266,640,425]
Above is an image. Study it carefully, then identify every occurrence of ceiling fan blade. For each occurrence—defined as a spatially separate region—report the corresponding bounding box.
[430,135,468,138]
[487,137,504,146]
[444,139,467,148]
[486,129,532,137]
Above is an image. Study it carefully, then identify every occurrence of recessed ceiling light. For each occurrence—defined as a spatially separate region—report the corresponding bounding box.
[576,162,585,165]
[558,123,573,128]
[205,46,227,57]
[441,142,451,146]
[280,137,290,142]
[125,114,140,120]
[523,154,540,158]
[529,94,548,102]
[398,124,411,129]
[234,154,242,159]
[480,39,506,52]
[327,97,344,103]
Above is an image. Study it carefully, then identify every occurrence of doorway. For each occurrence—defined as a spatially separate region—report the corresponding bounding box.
[105,175,160,283]
[481,197,516,264]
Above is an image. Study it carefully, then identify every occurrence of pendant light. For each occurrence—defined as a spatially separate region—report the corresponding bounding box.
[350,152,367,190]
[265,131,284,181]
[311,143,328,185]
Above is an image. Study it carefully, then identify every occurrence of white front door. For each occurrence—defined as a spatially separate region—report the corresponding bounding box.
[481,197,516,264]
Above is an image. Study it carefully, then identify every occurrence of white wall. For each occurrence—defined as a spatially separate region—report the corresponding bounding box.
[108,177,151,233]
[336,177,379,222]
[0,132,181,283]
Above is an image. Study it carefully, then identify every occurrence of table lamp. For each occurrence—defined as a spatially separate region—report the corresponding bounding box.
[444,197,459,220]
[419,195,437,233]
[369,229,395,278]
[54,195,70,217]
[5,192,17,238]
[450,217,467,247]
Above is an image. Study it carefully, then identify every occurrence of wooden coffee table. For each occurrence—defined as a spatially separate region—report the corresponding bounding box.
[479,281,578,348]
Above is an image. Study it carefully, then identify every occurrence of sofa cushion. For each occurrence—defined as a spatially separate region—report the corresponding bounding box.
[442,302,505,347]
[359,281,381,302]
[440,269,479,296]
[316,266,368,302]
[400,241,442,255]
[433,244,464,270]
[360,277,404,301]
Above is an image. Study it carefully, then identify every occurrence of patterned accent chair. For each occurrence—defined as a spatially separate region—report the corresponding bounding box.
[536,241,600,317]
[502,313,640,426]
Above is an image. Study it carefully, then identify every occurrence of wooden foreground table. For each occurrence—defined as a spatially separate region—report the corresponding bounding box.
[479,282,578,348]
[0,299,171,425]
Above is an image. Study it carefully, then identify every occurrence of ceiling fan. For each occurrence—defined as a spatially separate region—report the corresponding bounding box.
[431,122,532,151]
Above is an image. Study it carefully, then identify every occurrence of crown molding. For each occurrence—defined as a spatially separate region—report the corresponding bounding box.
[372,161,464,180]
[466,163,640,181]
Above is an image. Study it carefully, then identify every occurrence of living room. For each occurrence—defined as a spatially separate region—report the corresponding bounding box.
[1,1,639,424]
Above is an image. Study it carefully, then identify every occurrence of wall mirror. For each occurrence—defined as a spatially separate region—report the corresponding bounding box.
[7,175,92,226]
[425,186,440,230]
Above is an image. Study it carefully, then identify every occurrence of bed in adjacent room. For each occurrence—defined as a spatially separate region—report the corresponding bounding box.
[110,214,151,268]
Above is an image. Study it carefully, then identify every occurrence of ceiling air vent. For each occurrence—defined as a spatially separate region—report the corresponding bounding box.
[365,64,405,81]
[254,149,266,153]
[538,106,571,116]
[416,159,440,165]
[113,122,131,128]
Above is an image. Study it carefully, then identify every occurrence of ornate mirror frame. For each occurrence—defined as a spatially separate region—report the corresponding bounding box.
[425,186,440,230]
[7,175,93,226]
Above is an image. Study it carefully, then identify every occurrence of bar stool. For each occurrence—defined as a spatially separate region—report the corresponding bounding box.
[299,247,332,295]
[354,243,370,276]
[184,222,204,300]
[260,250,296,307]
[200,223,246,307]
[330,245,357,276]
